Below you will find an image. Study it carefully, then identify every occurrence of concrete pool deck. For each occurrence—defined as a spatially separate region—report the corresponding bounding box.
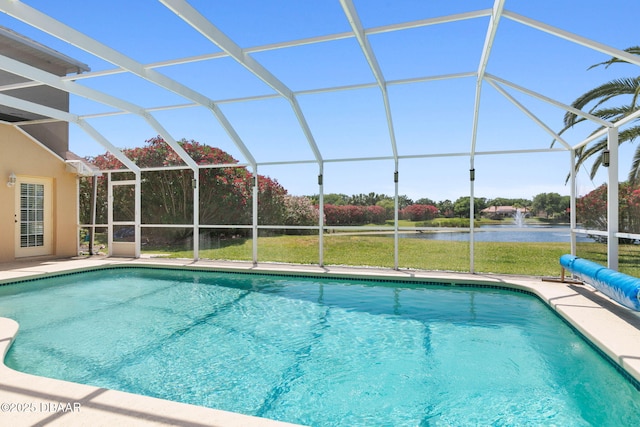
[0,256,639,426]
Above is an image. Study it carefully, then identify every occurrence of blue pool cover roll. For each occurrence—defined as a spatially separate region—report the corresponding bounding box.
[560,254,640,311]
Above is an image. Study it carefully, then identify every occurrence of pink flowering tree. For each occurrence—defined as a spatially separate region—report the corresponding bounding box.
[323,204,387,225]
[576,182,640,237]
[400,204,439,221]
[281,195,320,234]
[80,137,287,241]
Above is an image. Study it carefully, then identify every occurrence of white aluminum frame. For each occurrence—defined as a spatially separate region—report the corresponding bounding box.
[0,0,637,271]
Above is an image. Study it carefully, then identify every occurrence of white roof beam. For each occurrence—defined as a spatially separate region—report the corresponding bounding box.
[0,53,199,171]
[0,92,139,172]
[66,10,491,82]
[236,142,566,168]
[369,9,492,35]
[13,118,60,126]
[0,80,44,91]
[161,0,291,98]
[340,0,385,87]
[0,55,140,112]
[0,0,256,169]
[485,78,572,150]
[401,147,565,160]
[485,74,613,128]
[257,146,565,166]
[340,0,398,161]
[0,93,79,124]
[160,0,323,164]
[65,34,354,82]
[319,146,565,164]
[477,1,505,84]
[387,72,477,87]
[74,120,141,173]
[503,11,640,68]
[0,92,75,123]
[470,0,506,164]
[78,72,477,121]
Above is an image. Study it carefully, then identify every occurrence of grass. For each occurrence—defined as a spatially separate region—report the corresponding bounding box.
[144,234,640,277]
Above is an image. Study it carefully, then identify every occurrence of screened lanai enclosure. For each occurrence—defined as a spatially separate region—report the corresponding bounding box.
[1,0,639,275]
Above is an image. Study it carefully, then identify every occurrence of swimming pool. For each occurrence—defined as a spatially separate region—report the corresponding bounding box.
[0,267,638,426]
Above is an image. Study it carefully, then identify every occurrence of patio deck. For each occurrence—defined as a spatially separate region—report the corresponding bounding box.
[0,256,639,426]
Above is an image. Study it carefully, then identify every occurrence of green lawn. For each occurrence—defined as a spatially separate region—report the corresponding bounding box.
[147,234,640,277]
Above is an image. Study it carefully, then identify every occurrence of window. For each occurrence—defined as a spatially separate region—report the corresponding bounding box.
[20,183,45,248]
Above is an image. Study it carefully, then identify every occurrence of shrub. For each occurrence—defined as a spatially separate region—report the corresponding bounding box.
[323,204,387,225]
[400,204,439,221]
[282,196,319,234]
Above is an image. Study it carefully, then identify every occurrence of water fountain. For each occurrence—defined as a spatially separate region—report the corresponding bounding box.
[513,209,526,227]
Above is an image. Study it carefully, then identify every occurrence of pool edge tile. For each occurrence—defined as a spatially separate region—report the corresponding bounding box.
[1,257,640,425]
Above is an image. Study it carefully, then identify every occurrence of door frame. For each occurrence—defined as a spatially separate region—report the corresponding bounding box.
[14,176,53,258]
[108,178,138,257]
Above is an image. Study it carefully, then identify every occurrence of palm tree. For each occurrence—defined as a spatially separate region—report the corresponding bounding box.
[558,46,640,183]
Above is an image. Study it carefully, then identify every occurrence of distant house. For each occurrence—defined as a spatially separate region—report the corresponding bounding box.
[0,27,90,262]
[481,205,528,219]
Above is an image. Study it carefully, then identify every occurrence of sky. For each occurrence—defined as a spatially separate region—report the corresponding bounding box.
[1,0,639,203]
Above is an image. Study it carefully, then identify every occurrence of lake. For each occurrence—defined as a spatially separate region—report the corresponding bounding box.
[400,225,595,243]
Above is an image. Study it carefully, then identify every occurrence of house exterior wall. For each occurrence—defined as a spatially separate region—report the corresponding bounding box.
[0,124,77,262]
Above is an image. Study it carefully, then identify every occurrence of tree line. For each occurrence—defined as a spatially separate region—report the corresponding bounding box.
[308,192,570,222]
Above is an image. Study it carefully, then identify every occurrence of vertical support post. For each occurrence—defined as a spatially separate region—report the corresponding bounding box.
[75,176,81,255]
[193,169,199,261]
[134,171,141,258]
[393,162,399,270]
[607,127,619,270]
[107,172,113,257]
[252,171,259,265]
[469,168,476,273]
[90,174,98,255]
[318,166,324,267]
[569,150,577,256]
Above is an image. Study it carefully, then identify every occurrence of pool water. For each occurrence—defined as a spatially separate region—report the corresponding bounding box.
[0,268,638,426]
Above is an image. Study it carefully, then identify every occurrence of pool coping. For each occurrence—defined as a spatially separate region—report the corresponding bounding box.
[0,256,639,426]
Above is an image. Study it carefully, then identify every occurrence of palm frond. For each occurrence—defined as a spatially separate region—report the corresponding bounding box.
[589,154,603,179]
[618,125,640,144]
[587,46,640,70]
[574,125,640,180]
[588,105,640,122]
[564,78,640,126]
[629,143,640,184]
[560,45,640,181]
[558,106,639,148]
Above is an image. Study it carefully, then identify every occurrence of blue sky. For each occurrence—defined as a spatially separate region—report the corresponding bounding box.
[1,0,639,202]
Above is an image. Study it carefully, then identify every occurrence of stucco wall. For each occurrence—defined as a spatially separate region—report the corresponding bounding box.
[0,125,77,262]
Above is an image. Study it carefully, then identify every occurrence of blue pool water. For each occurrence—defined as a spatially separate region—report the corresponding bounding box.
[0,268,639,426]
